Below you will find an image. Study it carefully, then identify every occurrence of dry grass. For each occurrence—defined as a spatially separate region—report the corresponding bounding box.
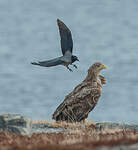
[32,120,95,129]
[0,121,138,150]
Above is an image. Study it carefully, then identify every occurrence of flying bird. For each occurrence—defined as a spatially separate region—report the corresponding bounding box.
[52,62,107,122]
[31,19,79,71]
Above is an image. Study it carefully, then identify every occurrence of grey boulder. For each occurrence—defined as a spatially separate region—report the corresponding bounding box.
[0,114,32,135]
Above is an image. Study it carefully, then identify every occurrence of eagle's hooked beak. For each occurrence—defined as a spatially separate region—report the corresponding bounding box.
[102,64,108,69]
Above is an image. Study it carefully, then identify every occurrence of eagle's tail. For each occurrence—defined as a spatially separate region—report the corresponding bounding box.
[52,110,77,122]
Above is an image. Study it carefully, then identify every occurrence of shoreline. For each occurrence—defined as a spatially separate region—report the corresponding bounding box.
[1,114,138,135]
[0,114,138,150]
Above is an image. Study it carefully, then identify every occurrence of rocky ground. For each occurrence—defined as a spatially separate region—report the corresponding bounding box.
[0,114,138,150]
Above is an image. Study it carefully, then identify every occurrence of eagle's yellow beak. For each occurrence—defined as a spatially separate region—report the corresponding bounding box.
[102,64,108,69]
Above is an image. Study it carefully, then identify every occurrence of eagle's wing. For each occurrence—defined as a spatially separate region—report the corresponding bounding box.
[76,87,101,122]
[57,19,73,55]
[52,82,87,121]
[52,84,101,122]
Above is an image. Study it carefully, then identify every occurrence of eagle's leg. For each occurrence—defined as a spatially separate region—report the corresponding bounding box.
[67,66,73,72]
[72,64,77,69]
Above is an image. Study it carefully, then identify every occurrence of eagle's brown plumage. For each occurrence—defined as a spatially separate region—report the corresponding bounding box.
[52,62,107,122]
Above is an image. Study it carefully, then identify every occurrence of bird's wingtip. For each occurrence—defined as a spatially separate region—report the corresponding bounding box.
[31,62,39,65]
[57,18,60,23]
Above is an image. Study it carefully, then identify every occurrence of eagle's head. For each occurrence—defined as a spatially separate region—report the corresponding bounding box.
[91,62,107,72]
[86,62,107,82]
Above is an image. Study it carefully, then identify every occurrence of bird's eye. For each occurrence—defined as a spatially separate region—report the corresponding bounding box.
[97,65,100,68]
[96,64,102,69]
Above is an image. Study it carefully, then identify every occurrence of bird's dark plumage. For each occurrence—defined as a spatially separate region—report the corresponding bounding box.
[57,19,73,55]
[52,62,107,122]
[31,57,64,67]
[31,19,79,71]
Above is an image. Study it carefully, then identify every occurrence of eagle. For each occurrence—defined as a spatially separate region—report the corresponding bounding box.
[52,62,107,122]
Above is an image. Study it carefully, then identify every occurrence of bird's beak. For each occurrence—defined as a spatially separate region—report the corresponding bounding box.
[102,64,108,69]
[77,58,79,61]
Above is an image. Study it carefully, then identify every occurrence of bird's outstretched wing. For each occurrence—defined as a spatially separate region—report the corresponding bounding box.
[31,57,64,67]
[57,19,73,55]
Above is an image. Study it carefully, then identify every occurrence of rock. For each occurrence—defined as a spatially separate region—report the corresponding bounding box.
[0,114,32,135]
[0,114,138,135]
[31,124,65,134]
[31,121,138,134]
[95,122,138,131]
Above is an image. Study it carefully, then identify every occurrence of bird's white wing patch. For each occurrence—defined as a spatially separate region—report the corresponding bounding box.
[60,50,72,62]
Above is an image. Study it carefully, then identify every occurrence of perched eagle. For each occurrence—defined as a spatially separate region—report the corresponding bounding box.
[52,62,107,122]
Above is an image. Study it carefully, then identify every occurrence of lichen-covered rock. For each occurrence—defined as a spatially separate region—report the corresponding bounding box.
[0,114,32,135]
[31,121,138,134]
[32,124,65,134]
[95,122,138,131]
[1,114,138,135]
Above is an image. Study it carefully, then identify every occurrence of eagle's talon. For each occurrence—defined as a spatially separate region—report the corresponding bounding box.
[99,75,107,84]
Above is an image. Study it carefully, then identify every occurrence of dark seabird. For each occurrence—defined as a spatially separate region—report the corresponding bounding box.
[31,19,79,71]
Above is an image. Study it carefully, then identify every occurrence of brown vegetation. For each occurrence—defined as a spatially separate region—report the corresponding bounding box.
[32,120,96,129]
[0,122,138,150]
